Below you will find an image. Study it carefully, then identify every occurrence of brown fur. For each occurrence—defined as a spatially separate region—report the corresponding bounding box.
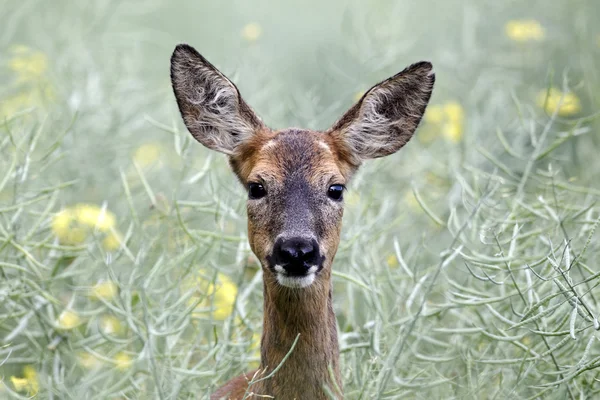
[170,44,435,399]
[211,370,258,400]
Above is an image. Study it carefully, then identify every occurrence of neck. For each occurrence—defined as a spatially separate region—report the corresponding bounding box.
[252,269,342,399]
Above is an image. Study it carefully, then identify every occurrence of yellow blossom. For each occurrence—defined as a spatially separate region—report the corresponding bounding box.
[185,271,238,321]
[536,88,581,116]
[78,352,102,370]
[444,123,462,143]
[8,45,48,82]
[424,104,444,124]
[423,101,465,143]
[386,254,398,268]
[51,209,87,245]
[113,352,133,370]
[90,281,119,301]
[57,309,82,330]
[505,19,545,42]
[206,274,237,320]
[52,204,121,250]
[75,205,116,230]
[441,102,464,142]
[10,365,39,395]
[102,231,122,251]
[241,23,262,42]
[444,102,464,123]
[10,377,29,393]
[133,143,162,168]
[99,315,124,335]
[1,45,54,119]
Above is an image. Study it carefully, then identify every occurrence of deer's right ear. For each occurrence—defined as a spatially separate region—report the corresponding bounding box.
[170,44,264,155]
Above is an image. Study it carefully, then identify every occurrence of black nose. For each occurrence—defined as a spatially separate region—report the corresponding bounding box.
[271,237,320,276]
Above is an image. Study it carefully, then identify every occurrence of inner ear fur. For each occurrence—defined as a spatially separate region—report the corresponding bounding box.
[170,44,264,155]
[327,61,435,164]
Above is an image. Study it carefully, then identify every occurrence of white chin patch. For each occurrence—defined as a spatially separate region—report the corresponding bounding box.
[275,265,318,288]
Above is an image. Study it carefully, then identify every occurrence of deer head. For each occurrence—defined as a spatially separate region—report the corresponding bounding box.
[171,44,434,293]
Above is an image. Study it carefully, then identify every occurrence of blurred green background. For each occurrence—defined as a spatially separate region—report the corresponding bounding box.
[1,0,600,398]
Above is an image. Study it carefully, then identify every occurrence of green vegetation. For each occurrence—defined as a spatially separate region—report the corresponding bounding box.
[1,0,600,398]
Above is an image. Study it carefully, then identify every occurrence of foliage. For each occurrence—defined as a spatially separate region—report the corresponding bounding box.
[1,0,600,398]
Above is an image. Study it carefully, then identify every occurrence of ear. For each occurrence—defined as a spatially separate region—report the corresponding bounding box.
[170,44,264,155]
[327,62,435,164]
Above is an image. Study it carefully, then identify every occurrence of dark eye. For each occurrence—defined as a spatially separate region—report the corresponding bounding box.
[327,184,344,201]
[248,183,266,199]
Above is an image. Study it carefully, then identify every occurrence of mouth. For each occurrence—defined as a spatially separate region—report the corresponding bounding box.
[273,264,319,288]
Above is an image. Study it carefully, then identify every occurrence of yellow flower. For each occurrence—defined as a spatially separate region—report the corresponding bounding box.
[78,352,102,370]
[52,204,121,250]
[386,254,398,268]
[423,101,465,143]
[99,315,124,335]
[90,281,119,301]
[113,352,133,370]
[185,271,238,321]
[10,365,39,395]
[51,209,87,245]
[241,23,262,42]
[424,104,444,124]
[443,123,462,142]
[536,88,581,116]
[441,102,464,142]
[10,377,29,393]
[103,231,122,251]
[444,102,464,123]
[207,274,237,320]
[133,143,162,168]
[1,45,54,120]
[505,20,545,42]
[57,309,82,330]
[76,205,116,230]
[8,45,48,82]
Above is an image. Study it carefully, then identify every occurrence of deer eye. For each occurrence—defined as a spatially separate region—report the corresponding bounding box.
[327,184,344,201]
[248,183,267,199]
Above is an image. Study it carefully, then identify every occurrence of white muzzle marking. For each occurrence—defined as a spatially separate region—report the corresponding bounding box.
[274,265,318,288]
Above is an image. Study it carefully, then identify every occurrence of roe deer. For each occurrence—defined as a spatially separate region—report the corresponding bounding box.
[170,44,434,399]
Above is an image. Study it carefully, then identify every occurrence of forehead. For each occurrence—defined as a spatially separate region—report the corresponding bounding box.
[238,129,346,183]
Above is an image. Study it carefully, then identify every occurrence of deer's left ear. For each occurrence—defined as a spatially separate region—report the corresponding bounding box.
[327,62,435,164]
